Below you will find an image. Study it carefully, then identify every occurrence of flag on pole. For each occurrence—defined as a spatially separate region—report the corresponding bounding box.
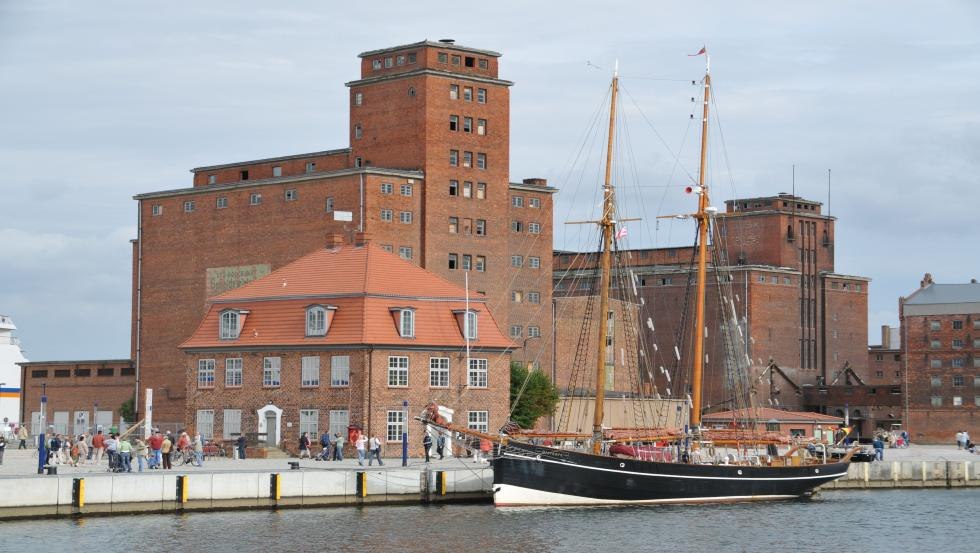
[615,226,627,239]
[689,46,706,56]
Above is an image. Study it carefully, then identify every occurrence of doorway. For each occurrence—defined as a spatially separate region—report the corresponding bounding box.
[265,412,276,446]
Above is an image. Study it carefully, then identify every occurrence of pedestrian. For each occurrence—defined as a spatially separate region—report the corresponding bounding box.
[964,431,971,450]
[92,430,106,464]
[319,430,332,460]
[48,434,61,465]
[69,437,80,467]
[368,435,383,466]
[956,430,964,449]
[872,436,884,461]
[236,434,247,460]
[118,435,133,472]
[436,434,446,460]
[147,430,164,469]
[0,434,6,465]
[60,435,71,464]
[161,433,173,469]
[333,432,345,461]
[298,432,311,459]
[76,435,89,465]
[422,433,433,463]
[192,432,204,467]
[134,438,148,472]
[17,425,28,449]
[105,433,119,471]
[901,430,909,447]
[355,433,367,466]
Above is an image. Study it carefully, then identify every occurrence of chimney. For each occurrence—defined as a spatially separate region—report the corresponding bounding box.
[522,177,548,186]
[326,233,345,249]
[354,232,371,247]
[881,325,891,349]
[920,273,933,288]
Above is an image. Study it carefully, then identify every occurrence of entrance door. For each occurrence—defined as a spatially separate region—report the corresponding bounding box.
[265,412,276,446]
[73,411,89,436]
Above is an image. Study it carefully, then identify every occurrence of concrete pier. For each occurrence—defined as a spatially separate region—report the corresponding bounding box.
[822,459,980,490]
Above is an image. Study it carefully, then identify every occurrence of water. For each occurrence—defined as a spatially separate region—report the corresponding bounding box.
[3,490,978,553]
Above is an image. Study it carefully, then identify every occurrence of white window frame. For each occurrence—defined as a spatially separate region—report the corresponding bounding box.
[380,182,393,194]
[299,409,319,437]
[249,192,262,205]
[329,410,349,437]
[285,189,297,201]
[529,197,541,208]
[468,358,488,388]
[399,246,413,260]
[196,410,215,440]
[225,358,243,387]
[429,357,449,388]
[183,200,195,213]
[511,255,523,268]
[272,165,282,177]
[528,256,541,269]
[381,208,393,222]
[528,222,541,234]
[388,356,409,387]
[151,204,163,216]
[528,326,541,338]
[399,309,415,337]
[464,311,478,340]
[197,359,216,388]
[528,292,541,304]
[399,211,413,224]
[400,184,413,196]
[512,196,524,208]
[510,325,522,338]
[216,197,228,209]
[220,310,239,340]
[331,355,350,387]
[468,411,489,432]
[387,410,405,442]
[223,409,242,440]
[263,357,281,387]
[306,305,327,336]
[301,356,320,387]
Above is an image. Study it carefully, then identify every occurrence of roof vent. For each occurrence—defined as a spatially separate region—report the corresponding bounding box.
[438,38,455,44]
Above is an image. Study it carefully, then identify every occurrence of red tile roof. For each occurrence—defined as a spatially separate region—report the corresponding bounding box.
[181,244,512,350]
[702,407,844,424]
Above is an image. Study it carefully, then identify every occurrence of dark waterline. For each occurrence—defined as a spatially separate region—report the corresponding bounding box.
[3,489,979,553]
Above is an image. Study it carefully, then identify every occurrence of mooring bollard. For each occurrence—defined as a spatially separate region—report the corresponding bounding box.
[72,478,85,508]
[270,473,281,500]
[176,475,188,504]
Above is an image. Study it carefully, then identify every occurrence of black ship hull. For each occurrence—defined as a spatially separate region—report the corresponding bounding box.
[492,442,850,506]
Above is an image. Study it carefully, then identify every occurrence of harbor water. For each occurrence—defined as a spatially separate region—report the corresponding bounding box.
[2,489,978,552]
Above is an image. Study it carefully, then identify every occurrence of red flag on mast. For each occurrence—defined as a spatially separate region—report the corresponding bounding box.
[689,47,706,56]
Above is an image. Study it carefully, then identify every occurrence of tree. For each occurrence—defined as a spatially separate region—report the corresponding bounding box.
[119,397,135,423]
[509,362,559,429]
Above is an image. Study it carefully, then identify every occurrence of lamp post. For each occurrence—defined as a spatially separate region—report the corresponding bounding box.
[37,383,47,474]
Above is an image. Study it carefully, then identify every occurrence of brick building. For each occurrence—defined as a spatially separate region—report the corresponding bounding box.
[900,274,980,443]
[554,193,870,416]
[180,242,512,456]
[132,40,555,426]
[17,359,135,436]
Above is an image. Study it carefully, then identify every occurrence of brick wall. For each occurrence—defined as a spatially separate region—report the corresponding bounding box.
[19,360,135,435]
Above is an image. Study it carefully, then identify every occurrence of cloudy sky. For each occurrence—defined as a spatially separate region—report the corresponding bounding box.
[2,0,978,361]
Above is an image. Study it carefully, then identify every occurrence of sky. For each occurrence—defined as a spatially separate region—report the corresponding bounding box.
[1,0,979,361]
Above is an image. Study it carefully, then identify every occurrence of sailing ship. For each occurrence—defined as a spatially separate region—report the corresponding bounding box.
[421,51,856,506]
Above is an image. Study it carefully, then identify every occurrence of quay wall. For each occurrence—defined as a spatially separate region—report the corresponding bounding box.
[822,459,980,489]
[0,467,493,520]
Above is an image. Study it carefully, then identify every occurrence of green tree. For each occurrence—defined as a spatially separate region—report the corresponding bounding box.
[509,362,559,429]
[119,397,136,423]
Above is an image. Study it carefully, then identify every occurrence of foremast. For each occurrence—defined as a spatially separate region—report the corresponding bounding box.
[591,63,619,455]
[690,55,711,429]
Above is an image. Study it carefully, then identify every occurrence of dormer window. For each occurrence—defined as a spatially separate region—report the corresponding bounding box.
[390,308,415,338]
[306,304,337,337]
[454,309,479,340]
[219,309,245,340]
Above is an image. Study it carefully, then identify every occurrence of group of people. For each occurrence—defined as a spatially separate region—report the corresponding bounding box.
[955,430,975,453]
[35,428,205,471]
[296,431,386,466]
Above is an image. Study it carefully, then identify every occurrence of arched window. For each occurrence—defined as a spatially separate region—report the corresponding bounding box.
[219,310,239,340]
[306,306,327,336]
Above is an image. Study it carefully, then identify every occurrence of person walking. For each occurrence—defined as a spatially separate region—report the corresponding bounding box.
[422,433,433,463]
[355,433,367,466]
[17,425,28,449]
[0,434,6,465]
[236,435,247,460]
[319,430,332,460]
[192,432,204,467]
[147,430,164,469]
[134,438,149,472]
[872,436,885,461]
[92,430,106,464]
[161,433,173,469]
[956,430,964,449]
[368,435,383,466]
[118,436,133,472]
[333,432,345,461]
[105,434,119,471]
[76,435,89,465]
[436,434,446,460]
[298,432,311,459]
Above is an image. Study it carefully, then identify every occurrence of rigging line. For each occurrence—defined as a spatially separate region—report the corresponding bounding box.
[619,75,696,82]
[620,84,699,186]
[708,87,740,205]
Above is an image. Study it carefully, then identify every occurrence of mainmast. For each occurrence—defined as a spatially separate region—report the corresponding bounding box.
[690,54,711,429]
[591,63,619,455]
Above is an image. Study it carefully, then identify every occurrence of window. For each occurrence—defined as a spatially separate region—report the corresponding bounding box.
[399,211,413,224]
[931,340,941,349]
[449,115,458,131]
[354,124,363,139]
[301,356,320,387]
[477,182,486,199]
[463,87,473,101]
[975,320,980,330]
[407,52,417,64]
[396,55,405,66]
[354,92,363,105]
[511,291,523,303]
[31,369,47,378]
[468,411,489,432]
[223,409,241,440]
[307,306,327,336]
[387,410,405,442]
[529,197,541,208]
[477,119,486,135]
[463,181,472,197]
[388,356,409,387]
[240,170,249,181]
[463,151,472,167]
[384,57,393,68]
[953,375,965,387]
[953,339,964,349]
[372,59,382,70]
[399,246,413,260]
[930,320,941,330]
[931,376,942,387]
[463,117,472,133]
[325,197,334,212]
[528,222,541,234]
[931,396,943,407]
[430,357,449,388]
[461,254,471,270]
[97,368,113,376]
[400,184,413,196]
[329,410,350,437]
[381,182,393,194]
[449,180,459,196]
[381,244,393,253]
[953,358,965,368]
[953,396,963,406]
[331,355,350,387]
[477,88,487,103]
[953,320,963,330]
[528,326,541,338]
[450,150,459,166]
[875,370,884,378]
[306,161,316,173]
[510,325,522,338]
[511,255,523,268]
[207,175,217,184]
[931,359,942,369]
[464,56,475,67]
[451,54,461,65]
[468,358,488,387]
[464,311,478,340]
[197,359,215,388]
[380,208,393,222]
[225,358,243,387]
[478,58,488,69]
[511,221,523,233]
[512,196,524,208]
[449,217,459,234]
[449,84,458,98]
[220,311,239,340]
[354,157,362,167]
[285,189,297,201]
[528,292,541,304]
[399,310,414,337]
[216,197,228,209]
[448,253,458,270]
[151,204,163,216]
[300,410,319,438]
[249,192,262,205]
[528,256,541,269]
[475,256,485,272]
[183,201,195,213]
[196,410,214,440]
[471,219,486,236]
[476,153,486,169]
[263,357,281,387]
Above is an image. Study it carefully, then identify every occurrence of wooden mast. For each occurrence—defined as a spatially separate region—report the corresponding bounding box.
[591,64,619,455]
[690,56,711,428]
